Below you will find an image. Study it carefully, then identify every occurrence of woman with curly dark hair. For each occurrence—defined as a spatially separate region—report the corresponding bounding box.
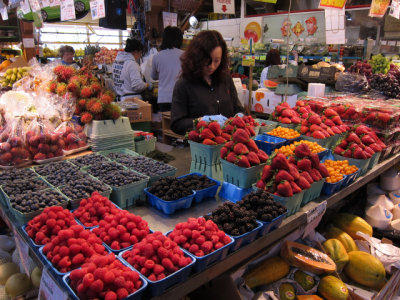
[171,30,244,135]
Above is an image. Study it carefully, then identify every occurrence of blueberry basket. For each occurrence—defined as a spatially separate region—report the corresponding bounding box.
[254,135,286,155]
[110,173,150,209]
[165,231,234,272]
[144,188,196,214]
[301,179,325,206]
[230,220,263,252]
[177,172,221,203]
[220,159,265,189]
[258,210,288,237]
[119,248,196,297]
[268,191,304,216]
[62,257,148,300]
[322,177,346,196]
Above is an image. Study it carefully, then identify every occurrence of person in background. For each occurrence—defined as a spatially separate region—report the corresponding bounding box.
[58,45,80,69]
[171,30,244,135]
[259,49,298,88]
[112,38,152,101]
[151,26,183,112]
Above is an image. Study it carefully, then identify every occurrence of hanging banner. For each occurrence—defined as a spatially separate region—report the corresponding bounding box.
[325,7,345,44]
[389,0,400,19]
[90,0,105,20]
[213,0,235,14]
[369,0,391,18]
[60,0,76,21]
[254,0,277,3]
[319,0,347,9]
[162,11,177,28]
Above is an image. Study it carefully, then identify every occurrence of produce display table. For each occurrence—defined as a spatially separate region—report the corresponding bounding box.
[0,149,399,299]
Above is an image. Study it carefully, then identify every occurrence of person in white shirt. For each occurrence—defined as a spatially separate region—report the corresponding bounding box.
[151,27,184,112]
[112,38,152,101]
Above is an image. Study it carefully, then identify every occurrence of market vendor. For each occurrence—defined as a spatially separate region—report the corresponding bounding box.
[112,38,152,101]
[58,45,80,69]
[151,26,183,112]
[171,30,244,135]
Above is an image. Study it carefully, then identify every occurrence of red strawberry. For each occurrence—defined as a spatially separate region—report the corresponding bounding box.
[188,130,200,142]
[200,128,215,140]
[300,126,309,134]
[338,139,348,148]
[297,159,312,171]
[256,180,266,190]
[364,146,375,156]
[331,126,342,134]
[370,143,382,153]
[225,141,235,149]
[355,125,370,136]
[261,165,274,181]
[291,116,301,124]
[208,121,222,136]
[271,153,290,171]
[301,171,314,184]
[312,131,325,139]
[237,155,251,168]
[231,116,246,128]
[331,115,342,125]
[221,133,231,140]
[202,139,217,145]
[246,139,259,152]
[324,119,335,127]
[326,128,334,136]
[308,115,322,125]
[247,152,260,166]
[309,169,322,181]
[196,120,208,130]
[342,149,352,158]
[334,146,345,155]
[310,153,320,168]
[220,147,229,159]
[214,136,227,144]
[277,181,293,197]
[282,109,296,118]
[226,152,238,164]
[347,132,361,144]
[354,149,367,159]
[232,128,250,143]
[296,176,311,190]
[290,181,302,194]
[318,163,330,178]
[275,170,294,183]
[377,112,390,123]
[361,134,375,145]
[294,143,311,158]
[280,117,292,124]
[310,124,323,132]
[257,149,268,163]
[324,108,338,117]
[233,143,249,155]
[288,163,300,180]
[223,124,234,133]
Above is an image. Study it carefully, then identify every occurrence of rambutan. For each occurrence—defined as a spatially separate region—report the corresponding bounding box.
[74,106,81,115]
[67,80,80,93]
[103,90,116,100]
[77,99,87,109]
[89,100,104,114]
[85,98,97,111]
[49,80,57,93]
[56,83,68,96]
[104,103,121,120]
[80,112,93,124]
[99,93,113,105]
[78,75,90,86]
[90,82,102,95]
[53,65,75,82]
[80,86,92,98]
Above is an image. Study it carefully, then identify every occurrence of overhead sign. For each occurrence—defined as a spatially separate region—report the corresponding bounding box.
[319,0,347,9]
[390,0,400,19]
[162,11,177,28]
[213,0,235,14]
[369,0,391,18]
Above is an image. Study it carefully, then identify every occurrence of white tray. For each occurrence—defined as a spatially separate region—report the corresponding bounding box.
[63,145,90,156]
[34,155,65,164]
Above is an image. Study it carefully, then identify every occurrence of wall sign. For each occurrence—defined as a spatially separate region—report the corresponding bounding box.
[319,0,347,9]
[390,0,400,19]
[60,0,76,21]
[213,0,235,14]
[90,0,105,20]
[162,11,177,28]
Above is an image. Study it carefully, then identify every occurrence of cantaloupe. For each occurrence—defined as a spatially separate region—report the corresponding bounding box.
[0,262,19,285]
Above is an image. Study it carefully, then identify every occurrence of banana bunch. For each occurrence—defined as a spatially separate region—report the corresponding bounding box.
[0,67,31,88]
[42,47,58,58]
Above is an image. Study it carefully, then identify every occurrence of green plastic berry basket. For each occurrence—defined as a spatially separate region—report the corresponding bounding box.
[301,179,325,206]
[276,122,298,130]
[189,161,223,182]
[301,135,336,149]
[267,191,304,216]
[135,136,156,155]
[189,140,224,166]
[333,154,371,176]
[220,159,265,189]
[256,119,278,134]
[368,151,381,169]
[110,174,150,209]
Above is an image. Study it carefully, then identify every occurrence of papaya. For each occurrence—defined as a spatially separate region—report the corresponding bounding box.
[280,241,336,275]
[325,226,358,252]
[333,213,373,240]
[279,283,296,300]
[344,251,386,290]
[318,275,349,300]
[296,296,323,300]
[244,256,290,288]
[293,270,315,291]
[322,239,349,273]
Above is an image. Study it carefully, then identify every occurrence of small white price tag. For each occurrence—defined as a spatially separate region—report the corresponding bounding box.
[23,38,35,48]
[90,0,105,20]
[21,0,32,14]
[60,0,76,21]
[13,229,30,276]
[39,268,68,300]
[302,200,327,238]
[29,0,41,11]
[0,7,8,20]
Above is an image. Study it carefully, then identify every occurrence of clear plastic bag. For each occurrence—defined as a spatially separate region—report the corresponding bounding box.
[335,73,369,93]
[0,117,31,167]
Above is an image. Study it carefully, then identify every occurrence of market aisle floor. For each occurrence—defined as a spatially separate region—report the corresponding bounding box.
[156,142,191,176]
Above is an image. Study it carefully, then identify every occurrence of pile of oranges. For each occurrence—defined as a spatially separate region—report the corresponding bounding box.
[323,160,359,183]
[275,140,326,157]
[267,126,300,139]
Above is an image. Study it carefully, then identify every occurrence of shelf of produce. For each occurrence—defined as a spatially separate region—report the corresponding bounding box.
[137,152,400,300]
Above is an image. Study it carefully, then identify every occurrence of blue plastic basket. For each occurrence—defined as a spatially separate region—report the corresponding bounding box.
[144,188,195,214]
[258,211,288,237]
[322,177,346,196]
[230,220,263,252]
[254,135,286,155]
[189,140,224,165]
[218,182,253,203]
[342,169,360,187]
[189,161,223,182]
[333,154,371,176]
[177,172,221,203]
[62,258,148,300]
[268,191,304,216]
[318,149,330,161]
[119,248,196,297]
[165,231,234,272]
[301,179,325,206]
[220,159,265,189]
[21,225,46,248]
[368,151,381,169]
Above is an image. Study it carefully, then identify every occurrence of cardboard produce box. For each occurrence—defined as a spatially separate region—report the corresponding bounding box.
[0,57,29,75]
[122,98,152,123]
[252,90,297,114]
[298,64,340,85]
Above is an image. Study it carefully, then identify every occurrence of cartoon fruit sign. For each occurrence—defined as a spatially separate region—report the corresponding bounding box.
[292,22,305,37]
[244,22,262,43]
[281,18,292,37]
[305,17,318,35]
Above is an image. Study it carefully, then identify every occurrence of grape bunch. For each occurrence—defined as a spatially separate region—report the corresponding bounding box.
[369,73,400,98]
[347,61,372,78]
[369,54,390,74]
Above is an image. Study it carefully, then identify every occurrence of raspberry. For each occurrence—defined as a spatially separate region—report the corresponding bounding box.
[120,232,130,242]
[148,274,156,281]
[121,242,130,248]
[157,273,166,280]
[171,254,180,265]
[191,230,201,240]
[188,244,199,253]
[140,267,149,276]
[195,250,205,257]
[79,230,90,239]
[72,253,85,265]
[105,291,117,300]
[71,225,83,233]
[70,269,85,281]
[211,235,219,243]
[82,273,94,288]
[179,256,190,267]
[85,262,96,273]
[198,217,206,225]
[93,255,108,267]
[129,235,138,245]
[157,247,169,259]
[153,264,165,275]
[126,222,136,231]
[161,258,174,271]
[215,242,224,249]
[114,276,126,287]
[142,243,154,257]
[204,231,213,239]
[69,244,81,255]
[59,229,74,240]
[58,256,71,269]
[223,236,231,244]
[205,220,215,231]
[103,270,115,284]
[182,228,192,238]
[116,224,127,234]
[67,238,78,246]
[108,228,119,240]
[110,240,120,250]
[163,239,172,249]
[201,241,213,254]
[90,279,104,293]
[152,239,162,249]
[46,218,57,228]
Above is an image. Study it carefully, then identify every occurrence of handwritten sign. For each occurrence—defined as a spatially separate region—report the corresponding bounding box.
[302,200,327,238]
[213,0,235,14]
[319,0,347,9]
[90,0,105,20]
[60,0,76,21]
[0,7,7,20]
[162,11,177,28]
[39,268,68,300]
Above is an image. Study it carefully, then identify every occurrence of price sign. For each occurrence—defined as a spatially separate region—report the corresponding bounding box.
[39,268,68,300]
[0,7,7,20]
[21,0,32,14]
[323,57,331,62]
[242,55,256,67]
[60,0,76,21]
[302,200,327,238]
[28,0,41,11]
[319,0,347,9]
[13,229,30,276]
[90,0,105,20]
